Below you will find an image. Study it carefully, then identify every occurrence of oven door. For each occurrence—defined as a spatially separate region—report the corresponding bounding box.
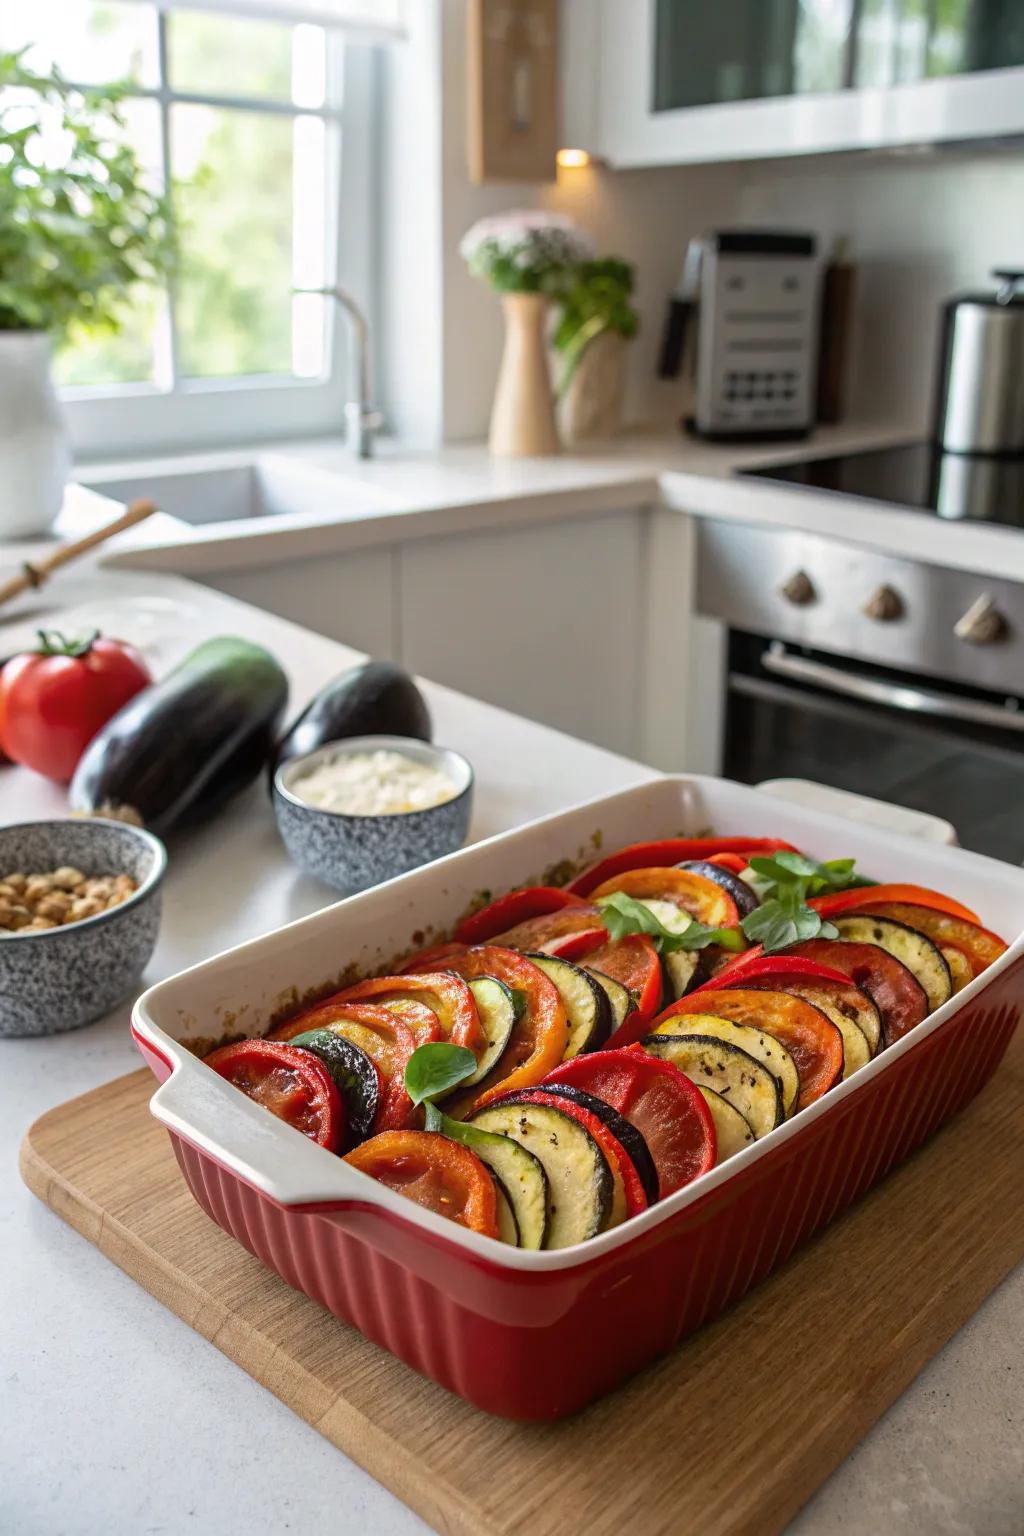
[724,633,1024,861]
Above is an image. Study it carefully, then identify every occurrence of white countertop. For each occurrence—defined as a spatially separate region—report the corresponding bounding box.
[65,419,1024,586]
[2,506,1021,1533]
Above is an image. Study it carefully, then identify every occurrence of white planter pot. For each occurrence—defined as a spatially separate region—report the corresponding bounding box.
[0,332,71,539]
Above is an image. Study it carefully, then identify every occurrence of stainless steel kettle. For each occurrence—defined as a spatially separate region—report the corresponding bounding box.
[933,270,1024,456]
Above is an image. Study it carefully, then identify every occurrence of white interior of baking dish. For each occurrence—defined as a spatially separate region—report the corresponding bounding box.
[133,775,1024,1273]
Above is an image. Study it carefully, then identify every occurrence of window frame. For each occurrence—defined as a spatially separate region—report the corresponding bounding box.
[59,9,377,463]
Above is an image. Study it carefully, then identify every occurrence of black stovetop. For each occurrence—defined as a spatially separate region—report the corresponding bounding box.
[742,441,1024,527]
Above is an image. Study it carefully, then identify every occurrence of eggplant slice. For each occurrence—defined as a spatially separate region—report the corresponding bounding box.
[696,1085,756,1162]
[652,1012,800,1118]
[832,915,953,1013]
[524,953,611,1058]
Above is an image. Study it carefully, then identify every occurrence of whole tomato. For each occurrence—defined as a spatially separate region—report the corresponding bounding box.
[0,630,152,783]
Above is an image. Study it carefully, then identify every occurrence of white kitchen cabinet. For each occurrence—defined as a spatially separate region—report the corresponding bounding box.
[202,548,398,660]
[589,0,1024,167]
[397,510,646,756]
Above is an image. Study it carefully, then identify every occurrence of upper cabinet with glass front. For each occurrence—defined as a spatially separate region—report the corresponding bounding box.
[591,0,1024,166]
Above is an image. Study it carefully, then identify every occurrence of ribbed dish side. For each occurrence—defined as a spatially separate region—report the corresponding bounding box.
[164,982,1021,1420]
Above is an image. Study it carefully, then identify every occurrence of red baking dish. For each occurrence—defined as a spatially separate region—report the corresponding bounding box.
[132,776,1024,1419]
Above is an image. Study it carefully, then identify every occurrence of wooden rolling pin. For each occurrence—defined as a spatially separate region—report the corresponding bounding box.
[0,499,158,611]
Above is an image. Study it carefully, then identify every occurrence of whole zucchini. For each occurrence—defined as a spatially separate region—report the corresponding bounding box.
[70,636,288,834]
[272,659,431,784]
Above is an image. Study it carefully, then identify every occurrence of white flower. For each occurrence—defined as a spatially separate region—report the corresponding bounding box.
[461,209,594,291]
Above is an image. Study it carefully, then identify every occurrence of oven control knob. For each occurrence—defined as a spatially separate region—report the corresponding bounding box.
[954,594,1009,646]
[863,584,904,622]
[780,569,815,606]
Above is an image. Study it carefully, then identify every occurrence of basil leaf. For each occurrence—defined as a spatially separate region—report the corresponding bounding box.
[595,891,744,954]
[596,890,671,943]
[404,1041,478,1107]
[423,1099,444,1133]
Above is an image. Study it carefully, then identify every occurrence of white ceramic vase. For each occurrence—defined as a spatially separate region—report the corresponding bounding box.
[0,331,71,539]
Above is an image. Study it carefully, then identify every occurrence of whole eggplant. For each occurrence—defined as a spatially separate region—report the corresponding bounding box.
[271,660,431,785]
[70,636,288,834]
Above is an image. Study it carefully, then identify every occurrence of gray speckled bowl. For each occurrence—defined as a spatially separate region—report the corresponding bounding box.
[0,820,166,1038]
[273,734,474,893]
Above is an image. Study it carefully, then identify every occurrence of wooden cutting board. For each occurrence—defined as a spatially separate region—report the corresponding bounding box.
[21,1039,1024,1536]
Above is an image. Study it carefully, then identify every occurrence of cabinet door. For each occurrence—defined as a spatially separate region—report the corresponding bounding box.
[597,0,1024,166]
[398,512,644,755]
[203,548,398,660]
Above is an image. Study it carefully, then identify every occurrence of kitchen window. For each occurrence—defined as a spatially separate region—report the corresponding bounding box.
[1,1,379,459]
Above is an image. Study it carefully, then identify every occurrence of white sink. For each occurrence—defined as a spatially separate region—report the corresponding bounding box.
[83,454,392,529]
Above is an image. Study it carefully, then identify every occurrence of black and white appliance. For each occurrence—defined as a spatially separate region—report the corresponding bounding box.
[658,230,821,442]
[696,519,1024,861]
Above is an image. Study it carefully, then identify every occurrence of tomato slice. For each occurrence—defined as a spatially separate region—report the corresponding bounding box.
[544,1047,715,1197]
[344,1130,499,1238]
[786,938,928,1046]
[810,883,982,925]
[270,997,440,1048]
[567,837,798,897]
[492,903,607,956]
[655,988,844,1109]
[505,1087,648,1220]
[582,936,663,1044]
[429,946,569,1115]
[205,1039,343,1150]
[272,1000,430,1132]
[590,867,739,928]
[455,886,586,945]
[830,901,1006,979]
[332,972,484,1052]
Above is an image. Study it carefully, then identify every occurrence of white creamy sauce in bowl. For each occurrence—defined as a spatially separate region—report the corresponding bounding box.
[291,749,459,817]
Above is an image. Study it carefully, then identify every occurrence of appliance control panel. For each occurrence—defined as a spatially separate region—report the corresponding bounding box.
[696,519,1022,695]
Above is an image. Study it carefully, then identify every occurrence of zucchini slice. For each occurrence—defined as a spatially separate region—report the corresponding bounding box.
[942,945,973,994]
[456,976,517,1087]
[641,1034,783,1138]
[663,949,700,1001]
[586,968,632,1031]
[492,1177,519,1245]
[651,1012,799,1119]
[696,1085,755,1162]
[444,1117,549,1249]
[832,914,953,1013]
[538,1082,659,1203]
[782,991,871,1079]
[524,952,611,1058]
[469,1101,612,1249]
[780,980,882,1057]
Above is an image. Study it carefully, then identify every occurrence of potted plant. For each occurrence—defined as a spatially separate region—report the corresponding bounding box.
[552,258,639,444]
[461,210,593,457]
[0,51,172,538]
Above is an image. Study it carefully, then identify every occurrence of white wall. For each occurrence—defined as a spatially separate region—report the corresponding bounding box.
[378,3,1024,446]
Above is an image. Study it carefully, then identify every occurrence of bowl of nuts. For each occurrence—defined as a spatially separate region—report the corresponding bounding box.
[0,819,167,1037]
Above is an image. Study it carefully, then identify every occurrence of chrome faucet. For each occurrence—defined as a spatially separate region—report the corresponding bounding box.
[295,285,382,458]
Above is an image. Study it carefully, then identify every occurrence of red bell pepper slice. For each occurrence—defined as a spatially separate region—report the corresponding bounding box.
[809,883,982,926]
[491,903,608,957]
[702,953,854,991]
[204,1038,343,1150]
[454,885,586,945]
[707,852,749,874]
[544,1046,715,1196]
[567,837,798,897]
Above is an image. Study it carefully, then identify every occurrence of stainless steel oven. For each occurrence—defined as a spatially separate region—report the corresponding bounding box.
[696,520,1024,860]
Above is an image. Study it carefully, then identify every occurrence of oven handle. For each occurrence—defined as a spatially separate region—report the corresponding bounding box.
[761,643,1024,733]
